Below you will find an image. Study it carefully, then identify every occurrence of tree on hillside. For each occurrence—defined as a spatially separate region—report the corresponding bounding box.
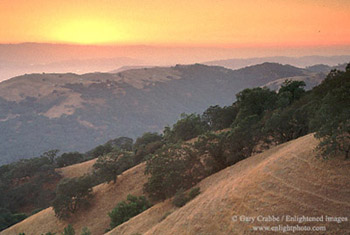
[311,64,350,158]
[93,151,134,184]
[277,80,306,108]
[52,176,93,219]
[56,152,84,168]
[234,87,277,122]
[143,144,204,201]
[194,133,228,174]
[133,132,163,163]
[202,105,238,131]
[264,99,310,144]
[134,132,162,152]
[227,115,262,163]
[40,149,60,164]
[106,137,133,152]
[91,143,113,159]
[164,113,208,142]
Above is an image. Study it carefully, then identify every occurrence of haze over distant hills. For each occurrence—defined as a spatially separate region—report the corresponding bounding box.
[1,43,350,82]
[0,62,330,164]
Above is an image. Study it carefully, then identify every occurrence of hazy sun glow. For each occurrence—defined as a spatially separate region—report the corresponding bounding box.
[52,18,129,44]
[0,0,350,47]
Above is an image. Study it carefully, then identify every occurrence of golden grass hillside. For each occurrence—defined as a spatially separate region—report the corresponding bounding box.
[2,134,350,234]
[107,134,350,234]
[1,163,147,235]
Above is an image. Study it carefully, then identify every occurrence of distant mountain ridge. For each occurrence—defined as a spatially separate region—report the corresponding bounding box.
[0,63,324,164]
[204,55,350,70]
[1,42,349,82]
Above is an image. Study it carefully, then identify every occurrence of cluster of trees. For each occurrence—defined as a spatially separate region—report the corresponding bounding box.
[52,134,164,219]
[143,81,308,201]
[0,151,61,230]
[42,65,350,225]
[0,137,137,230]
[143,65,350,202]
[312,66,350,158]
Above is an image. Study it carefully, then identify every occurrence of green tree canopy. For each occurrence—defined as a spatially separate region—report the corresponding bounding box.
[312,66,350,158]
[108,194,151,229]
[52,176,93,219]
[202,105,238,131]
[164,113,208,142]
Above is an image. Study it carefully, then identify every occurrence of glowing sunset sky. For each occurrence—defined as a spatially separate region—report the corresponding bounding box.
[1,0,350,47]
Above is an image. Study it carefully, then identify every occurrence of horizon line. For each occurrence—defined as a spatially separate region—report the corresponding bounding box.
[1,41,350,49]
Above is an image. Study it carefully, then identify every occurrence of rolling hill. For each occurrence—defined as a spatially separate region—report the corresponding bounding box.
[0,63,323,164]
[2,134,349,234]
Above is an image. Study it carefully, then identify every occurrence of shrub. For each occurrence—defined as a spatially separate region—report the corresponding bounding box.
[172,189,188,207]
[108,194,152,229]
[80,227,91,235]
[172,187,201,208]
[188,187,200,200]
[63,224,75,235]
[159,211,172,222]
[30,208,44,215]
[0,208,27,231]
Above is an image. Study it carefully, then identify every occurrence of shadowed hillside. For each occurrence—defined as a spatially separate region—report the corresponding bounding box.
[3,134,350,234]
[0,62,320,165]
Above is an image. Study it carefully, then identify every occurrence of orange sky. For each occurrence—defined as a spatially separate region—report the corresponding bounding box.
[1,0,350,47]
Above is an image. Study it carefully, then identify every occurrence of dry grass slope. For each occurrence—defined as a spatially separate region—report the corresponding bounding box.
[2,134,350,234]
[1,163,147,235]
[107,134,350,235]
[55,158,97,179]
